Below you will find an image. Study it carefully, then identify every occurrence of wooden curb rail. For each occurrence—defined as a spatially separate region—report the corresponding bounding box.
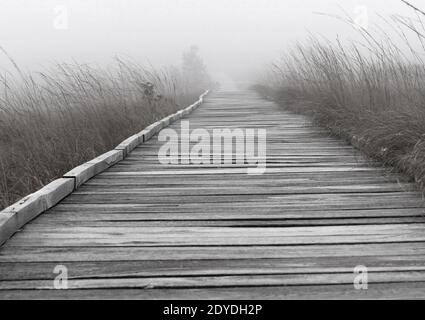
[0,90,209,246]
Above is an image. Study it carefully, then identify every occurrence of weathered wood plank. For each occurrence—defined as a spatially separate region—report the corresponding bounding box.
[3,282,424,300]
[3,242,425,263]
[25,217,425,228]
[7,224,425,247]
[63,150,124,189]
[2,271,425,290]
[2,255,425,280]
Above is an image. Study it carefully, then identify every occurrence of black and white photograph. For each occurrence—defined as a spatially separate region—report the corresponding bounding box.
[1,0,425,304]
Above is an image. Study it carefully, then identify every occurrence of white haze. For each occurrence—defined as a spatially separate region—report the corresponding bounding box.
[0,0,420,83]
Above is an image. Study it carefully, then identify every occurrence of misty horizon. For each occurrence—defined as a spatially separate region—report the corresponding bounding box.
[0,0,420,83]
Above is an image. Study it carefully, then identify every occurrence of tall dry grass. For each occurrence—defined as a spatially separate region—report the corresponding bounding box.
[256,2,425,192]
[0,55,207,209]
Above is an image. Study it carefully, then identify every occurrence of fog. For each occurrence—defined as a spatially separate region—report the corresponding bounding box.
[0,0,419,82]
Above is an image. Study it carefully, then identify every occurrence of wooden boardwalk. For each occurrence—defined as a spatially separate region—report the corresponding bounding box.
[2,90,425,299]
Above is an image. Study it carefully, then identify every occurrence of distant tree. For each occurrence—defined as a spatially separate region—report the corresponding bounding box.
[182,46,210,92]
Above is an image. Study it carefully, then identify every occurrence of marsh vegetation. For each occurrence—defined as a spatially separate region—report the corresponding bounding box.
[256,1,425,193]
[0,48,210,209]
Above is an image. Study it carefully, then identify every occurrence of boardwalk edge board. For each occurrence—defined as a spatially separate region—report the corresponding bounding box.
[0,178,74,246]
[63,150,124,189]
[0,90,209,247]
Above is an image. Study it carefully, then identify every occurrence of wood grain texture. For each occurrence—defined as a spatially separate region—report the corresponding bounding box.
[1,89,425,299]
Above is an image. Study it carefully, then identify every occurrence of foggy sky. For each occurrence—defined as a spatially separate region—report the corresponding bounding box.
[0,0,420,80]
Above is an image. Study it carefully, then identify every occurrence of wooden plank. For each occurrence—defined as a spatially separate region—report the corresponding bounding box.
[3,255,425,280]
[58,192,424,206]
[3,271,425,290]
[3,242,425,263]
[42,207,424,219]
[114,134,141,157]
[70,185,416,196]
[7,224,425,247]
[3,282,424,299]
[63,150,124,189]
